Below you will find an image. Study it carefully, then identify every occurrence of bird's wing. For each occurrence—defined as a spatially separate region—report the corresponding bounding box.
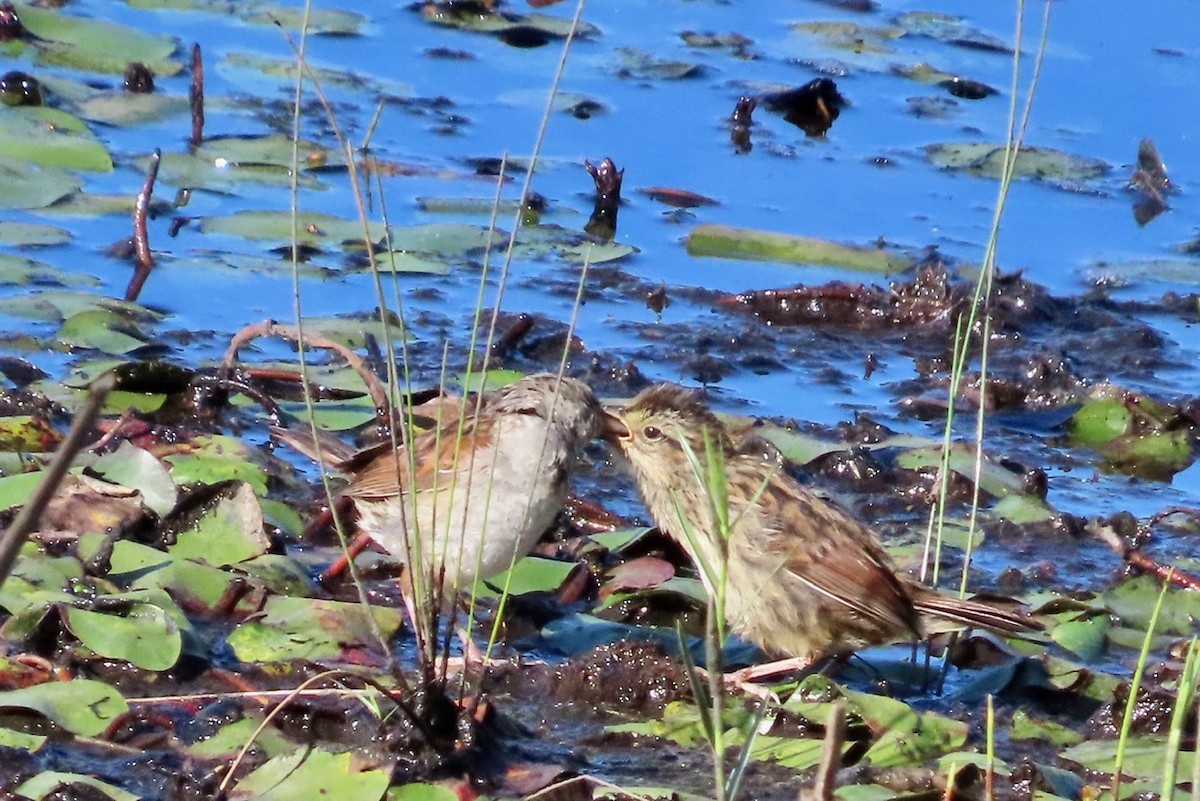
[342,413,497,500]
[745,470,921,638]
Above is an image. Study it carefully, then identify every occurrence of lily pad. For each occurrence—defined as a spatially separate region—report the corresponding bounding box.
[0,162,81,210]
[221,51,411,96]
[169,482,270,566]
[63,603,182,671]
[233,748,390,800]
[163,435,270,495]
[227,595,403,663]
[202,210,381,248]
[388,223,506,258]
[57,308,150,354]
[686,224,911,273]
[76,91,190,127]
[127,0,367,35]
[926,142,1111,183]
[0,679,128,736]
[18,5,179,76]
[0,221,71,246]
[92,440,177,517]
[17,772,136,801]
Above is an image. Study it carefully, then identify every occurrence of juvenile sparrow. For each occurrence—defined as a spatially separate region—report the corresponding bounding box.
[603,384,1040,676]
[274,373,604,594]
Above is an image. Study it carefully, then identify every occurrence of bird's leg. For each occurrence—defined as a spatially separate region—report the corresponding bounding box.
[726,655,817,687]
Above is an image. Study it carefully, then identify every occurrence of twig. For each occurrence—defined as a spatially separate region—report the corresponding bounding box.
[1090,520,1200,591]
[0,373,116,588]
[222,319,391,418]
[125,149,161,302]
[808,700,846,801]
[189,43,204,147]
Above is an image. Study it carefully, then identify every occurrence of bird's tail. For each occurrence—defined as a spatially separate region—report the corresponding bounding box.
[269,424,357,469]
[910,586,1043,636]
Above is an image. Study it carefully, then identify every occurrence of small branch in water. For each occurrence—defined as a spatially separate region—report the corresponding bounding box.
[223,319,392,422]
[1090,520,1200,591]
[0,372,116,589]
[189,43,204,147]
[125,149,160,302]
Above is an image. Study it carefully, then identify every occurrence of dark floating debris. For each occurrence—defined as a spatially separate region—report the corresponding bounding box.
[645,285,669,316]
[0,70,42,107]
[584,156,623,241]
[0,2,26,42]
[638,187,717,209]
[123,62,155,94]
[942,76,994,100]
[1129,137,1172,227]
[761,78,844,136]
[730,95,756,153]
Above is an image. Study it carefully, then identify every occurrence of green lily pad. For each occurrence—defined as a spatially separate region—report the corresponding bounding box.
[0,221,70,246]
[686,223,911,273]
[1070,387,1195,479]
[17,772,136,801]
[202,209,380,248]
[0,727,45,751]
[220,51,411,96]
[19,5,179,76]
[128,0,366,35]
[76,92,190,127]
[1061,736,1194,781]
[163,435,269,495]
[616,47,705,80]
[92,440,177,517]
[170,482,270,566]
[512,224,637,264]
[0,679,128,736]
[63,603,182,671]
[1104,575,1200,635]
[186,715,296,760]
[0,106,112,172]
[227,595,403,663]
[0,290,159,323]
[109,540,242,615]
[371,251,451,275]
[57,308,150,354]
[1009,709,1085,747]
[233,748,390,800]
[0,162,81,210]
[926,142,1111,183]
[388,223,506,258]
[475,556,578,599]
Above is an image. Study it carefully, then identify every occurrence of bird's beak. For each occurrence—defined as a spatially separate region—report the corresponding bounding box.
[600,409,629,443]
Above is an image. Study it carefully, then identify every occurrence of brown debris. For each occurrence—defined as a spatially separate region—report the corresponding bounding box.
[761,78,844,136]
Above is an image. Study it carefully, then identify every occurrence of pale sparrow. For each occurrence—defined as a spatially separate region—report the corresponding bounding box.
[602,384,1041,675]
[274,373,604,593]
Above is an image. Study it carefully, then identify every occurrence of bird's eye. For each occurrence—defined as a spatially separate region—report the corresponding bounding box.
[643,425,663,441]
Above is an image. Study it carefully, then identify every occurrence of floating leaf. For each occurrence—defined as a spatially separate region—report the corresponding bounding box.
[170,482,270,566]
[474,556,578,599]
[0,106,112,172]
[926,142,1110,183]
[0,221,70,246]
[615,47,705,80]
[388,223,506,258]
[17,772,136,801]
[371,251,451,275]
[19,5,179,75]
[109,540,240,615]
[201,209,380,248]
[686,223,911,273]
[92,441,177,517]
[0,162,81,210]
[233,748,390,801]
[57,308,150,354]
[1103,575,1200,635]
[227,596,403,663]
[1069,386,1194,479]
[186,716,295,760]
[128,0,366,35]
[63,604,182,671]
[76,92,190,127]
[0,679,128,736]
[163,435,269,495]
[220,51,410,96]
[1061,736,1194,781]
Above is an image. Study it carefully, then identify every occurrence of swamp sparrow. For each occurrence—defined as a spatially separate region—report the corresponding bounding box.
[275,373,604,594]
[603,384,1041,676]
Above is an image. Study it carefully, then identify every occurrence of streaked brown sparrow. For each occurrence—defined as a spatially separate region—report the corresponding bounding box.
[275,373,604,594]
[602,383,1041,678]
